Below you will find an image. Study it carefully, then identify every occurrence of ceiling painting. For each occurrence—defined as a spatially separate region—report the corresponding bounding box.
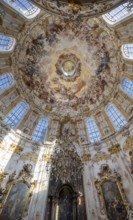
[12,15,123,117]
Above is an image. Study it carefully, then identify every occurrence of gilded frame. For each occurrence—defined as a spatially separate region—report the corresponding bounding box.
[0,179,35,219]
[95,165,129,219]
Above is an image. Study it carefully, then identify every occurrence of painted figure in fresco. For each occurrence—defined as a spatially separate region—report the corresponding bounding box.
[0,182,29,220]
[102,181,127,220]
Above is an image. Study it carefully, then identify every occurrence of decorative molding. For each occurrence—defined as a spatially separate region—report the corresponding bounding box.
[42,153,52,161]
[20,153,38,163]
[93,152,110,163]
[108,144,121,154]
[9,143,23,154]
[0,170,8,182]
[82,153,91,161]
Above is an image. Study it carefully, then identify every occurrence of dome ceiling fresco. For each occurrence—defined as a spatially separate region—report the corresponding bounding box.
[12,15,123,116]
[32,0,124,19]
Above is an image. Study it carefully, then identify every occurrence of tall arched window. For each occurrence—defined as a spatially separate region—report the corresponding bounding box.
[3,101,29,128]
[105,103,127,130]
[32,116,49,143]
[103,2,133,25]
[85,117,101,143]
[0,34,15,52]
[121,43,133,59]
[3,0,40,19]
[0,73,14,92]
[121,77,133,97]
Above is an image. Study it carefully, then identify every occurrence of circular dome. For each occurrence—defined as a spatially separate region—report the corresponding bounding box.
[56,53,81,80]
[62,60,76,76]
[63,60,74,72]
[12,15,123,117]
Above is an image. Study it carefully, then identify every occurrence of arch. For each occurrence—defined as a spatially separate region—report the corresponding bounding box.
[0,34,15,52]
[57,184,75,220]
[102,2,133,25]
[120,77,133,97]
[105,103,127,130]
[2,0,40,19]
[0,73,14,92]
[85,117,101,143]
[121,43,133,60]
[32,116,49,143]
[3,100,29,129]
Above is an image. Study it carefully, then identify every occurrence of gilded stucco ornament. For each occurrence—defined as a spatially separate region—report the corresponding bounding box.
[20,153,38,163]
[42,153,52,161]
[18,164,33,181]
[123,136,133,151]
[0,171,16,213]
[108,144,121,154]
[9,143,23,154]
[93,152,110,163]
[0,170,8,182]
[82,153,91,161]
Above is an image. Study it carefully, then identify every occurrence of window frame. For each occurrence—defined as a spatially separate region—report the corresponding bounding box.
[121,43,133,60]
[32,116,49,143]
[0,34,16,52]
[2,0,40,19]
[85,117,101,144]
[3,100,29,129]
[102,2,133,25]
[120,77,133,98]
[105,103,127,131]
[0,73,14,93]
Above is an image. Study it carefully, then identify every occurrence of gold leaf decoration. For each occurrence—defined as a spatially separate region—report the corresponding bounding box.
[42,154,52,161]
[93,152,110,163]
[108,144,121,154]
[9,144,23,154]
[21,154,38,163]
[82,153,91,161]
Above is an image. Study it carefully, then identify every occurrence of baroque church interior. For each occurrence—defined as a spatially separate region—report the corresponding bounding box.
[0,0,133,220]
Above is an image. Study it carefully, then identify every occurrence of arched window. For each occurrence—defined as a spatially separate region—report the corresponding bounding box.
[3,101,29,128]
[32,116,49,142]
[121,77,133,97]
[3,0,40,19]
[86,117,101,143]
[122,43,133,59]
[103,2,133,25]
[0,34,15,52]
[105,103,127,130]
[0,73,14,92]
